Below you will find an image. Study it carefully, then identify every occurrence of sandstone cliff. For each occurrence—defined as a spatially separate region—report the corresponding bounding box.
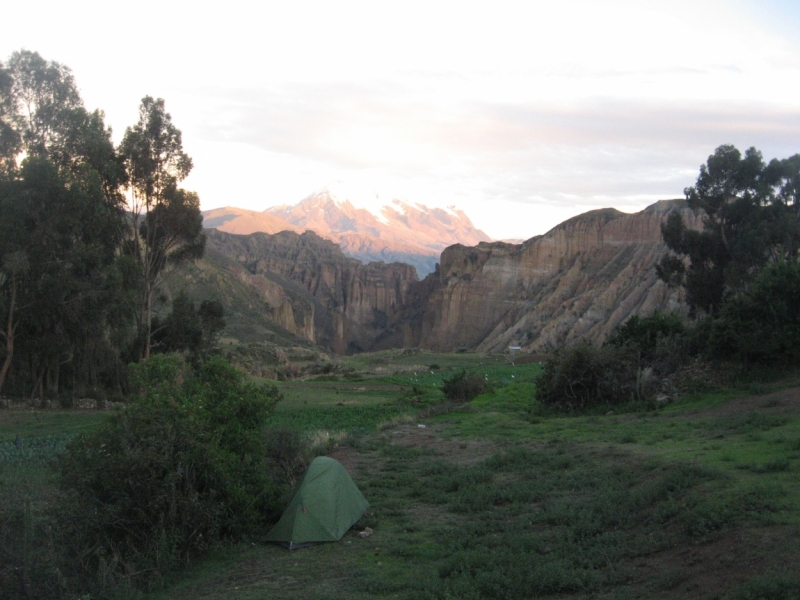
[205,229,418,354]
[392,200,701,352]
[195,199,700,356]
[161,247,316,347]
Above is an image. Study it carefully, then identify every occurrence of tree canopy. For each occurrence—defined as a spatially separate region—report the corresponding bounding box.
[657,144,800,315]
[119,96,205,360]
[0,50,211,399]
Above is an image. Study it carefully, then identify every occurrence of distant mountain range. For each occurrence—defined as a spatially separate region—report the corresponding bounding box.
[202,190,492,276]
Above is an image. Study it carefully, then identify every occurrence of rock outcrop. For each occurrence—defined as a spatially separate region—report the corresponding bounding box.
[390,200,702,352]
[205,229,418,353]
[197,199,701,355]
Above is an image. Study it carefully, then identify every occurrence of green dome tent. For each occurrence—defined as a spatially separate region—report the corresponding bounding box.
[266,456,369,550]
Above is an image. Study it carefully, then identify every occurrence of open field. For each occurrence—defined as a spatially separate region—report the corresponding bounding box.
[2,351,800,599]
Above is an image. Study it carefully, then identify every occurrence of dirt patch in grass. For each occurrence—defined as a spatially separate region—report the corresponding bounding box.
[512,354,548,364]
[693,387,800,419]
[158,542,369,600]
[325,446,374,479]
[326,423,498,477]
[380,423,499,466]
[285,383,404,390]
[632,526,800,599]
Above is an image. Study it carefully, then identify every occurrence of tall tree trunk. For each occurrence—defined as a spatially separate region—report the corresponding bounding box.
[0,277,18,396]
[46,361,60,397]
[143,279,152,360]
[30,366,44,402]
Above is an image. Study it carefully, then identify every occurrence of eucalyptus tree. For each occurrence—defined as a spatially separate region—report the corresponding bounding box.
[6,50,82,159]
[0,50,130,398]
[119,97,205,360]
[657,144,800,315]
[0,61,20,172]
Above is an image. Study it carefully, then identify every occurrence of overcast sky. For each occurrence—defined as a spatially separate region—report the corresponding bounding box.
[3,0,800,239]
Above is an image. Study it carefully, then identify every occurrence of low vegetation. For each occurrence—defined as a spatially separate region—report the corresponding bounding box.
[2,347,799,599]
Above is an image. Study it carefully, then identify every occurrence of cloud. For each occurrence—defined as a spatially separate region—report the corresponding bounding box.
[185,82,800,206]
[7,0,800,240]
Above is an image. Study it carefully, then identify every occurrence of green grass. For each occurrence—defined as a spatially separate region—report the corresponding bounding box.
[270,404,412,433]
[4,352,800,599]
[0,409,105,442]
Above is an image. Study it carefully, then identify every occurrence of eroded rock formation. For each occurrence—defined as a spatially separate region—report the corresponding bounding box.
[391,200,702,352]
[201,199,700,355]
[205,229,418,353]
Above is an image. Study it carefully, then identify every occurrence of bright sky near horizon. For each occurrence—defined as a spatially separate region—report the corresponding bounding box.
[2,0,800,239]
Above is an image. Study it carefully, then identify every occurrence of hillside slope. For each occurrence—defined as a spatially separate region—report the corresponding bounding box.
[191,199,699,356]
[383,200,701,352]
[204,229,419,354]
[161,246,317,348]
[201,206,301,235]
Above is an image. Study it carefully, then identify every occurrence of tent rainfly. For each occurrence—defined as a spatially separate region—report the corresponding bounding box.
[265,456,369,550]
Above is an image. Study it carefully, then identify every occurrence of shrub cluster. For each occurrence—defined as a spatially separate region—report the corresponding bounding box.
[708,260,800,365]
[442,370,491,403]
[55,354,283,591]
[536,344,650,410]
[537,312,688,411]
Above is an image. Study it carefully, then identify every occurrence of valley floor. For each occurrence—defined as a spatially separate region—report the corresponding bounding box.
[2,352,800,599]
[150,358,800,600]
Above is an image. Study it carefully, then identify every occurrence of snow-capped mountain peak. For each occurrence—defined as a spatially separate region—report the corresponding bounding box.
[208,186,492,276]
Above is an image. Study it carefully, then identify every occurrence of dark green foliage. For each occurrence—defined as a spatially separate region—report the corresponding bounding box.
[441,370,490,403]
[0,50,210,397]
[658,144,800,316]
[607,311,685,355]
[607,311,690,375]
[120,96,205,360]
[0,144,130,399]
[709,261,800,364]
[261,425,313,490]
[0,51,131,399]
[55,355,282,589]
[153,289,225,359]
[0,61,20,171]
[537,313,692,414]
[535,344,650,410]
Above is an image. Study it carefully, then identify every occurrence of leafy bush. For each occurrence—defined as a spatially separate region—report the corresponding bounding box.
[262,425,312,489]
[152,290,226,361]
[709,260,800,364]
[607,311,690,375]
[607,311,685,352]
[55,354,282,590]
[441,370,491,403]
[536,344,654,410]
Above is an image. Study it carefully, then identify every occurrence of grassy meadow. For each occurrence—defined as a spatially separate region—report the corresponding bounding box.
[2,350,800,599]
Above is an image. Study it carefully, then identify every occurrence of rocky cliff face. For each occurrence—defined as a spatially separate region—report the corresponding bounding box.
[205,229,418,353]
[199,199,700,356]
[393,200,701,352]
